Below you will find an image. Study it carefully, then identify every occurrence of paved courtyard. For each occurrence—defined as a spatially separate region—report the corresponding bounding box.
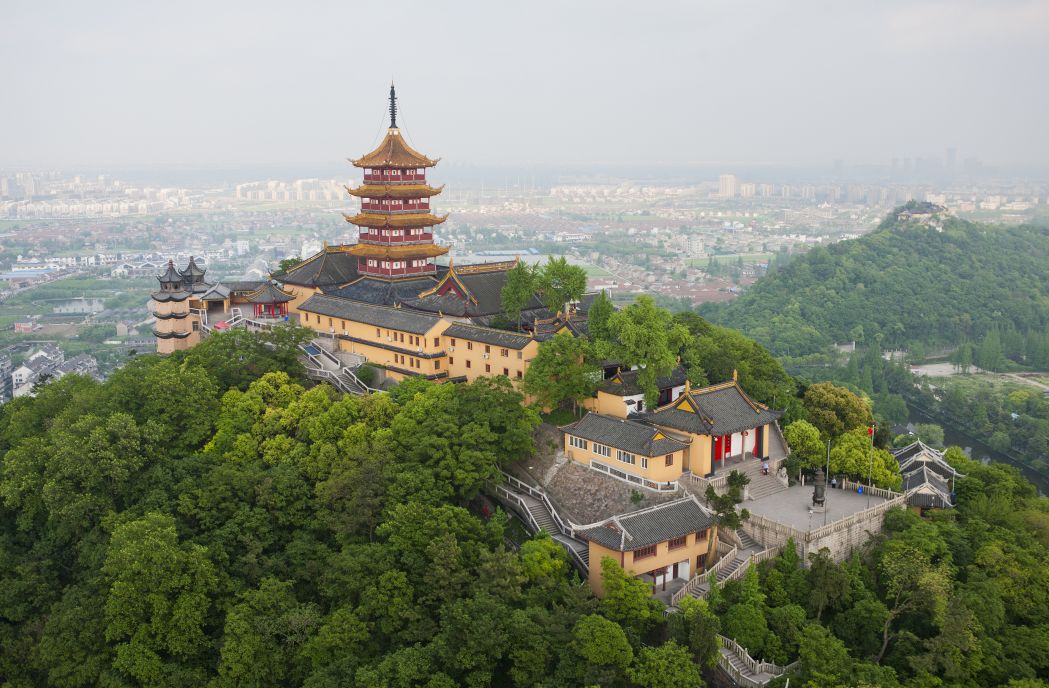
[745,484,888,532]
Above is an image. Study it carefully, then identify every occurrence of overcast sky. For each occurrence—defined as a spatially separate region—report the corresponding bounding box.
[3,0,1047,170]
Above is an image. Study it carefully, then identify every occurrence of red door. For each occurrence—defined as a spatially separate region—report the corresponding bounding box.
[714,435,723,463]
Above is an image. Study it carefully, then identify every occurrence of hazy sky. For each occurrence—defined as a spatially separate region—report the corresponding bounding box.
[4,0,1047,169]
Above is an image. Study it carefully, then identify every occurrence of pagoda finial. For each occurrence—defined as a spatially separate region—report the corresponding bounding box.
[389,81,398,128]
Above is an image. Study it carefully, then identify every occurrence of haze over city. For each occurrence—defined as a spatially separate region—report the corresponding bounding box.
[4,0,1048,171]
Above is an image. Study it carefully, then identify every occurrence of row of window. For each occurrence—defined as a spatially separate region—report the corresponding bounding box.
[447,357,523,378]
[365,259,429,269]
[633,531,708,561]
[448,338,520,358]
[567,436,677,469]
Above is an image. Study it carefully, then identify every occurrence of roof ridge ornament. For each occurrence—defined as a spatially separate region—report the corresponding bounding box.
[389,81,398,128]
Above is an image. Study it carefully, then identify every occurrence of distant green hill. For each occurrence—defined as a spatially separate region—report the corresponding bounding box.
[702,206,1049,358]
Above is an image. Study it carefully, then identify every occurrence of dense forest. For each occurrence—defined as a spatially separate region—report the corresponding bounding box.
[702,207,1049,358]
[2,327,1049,687]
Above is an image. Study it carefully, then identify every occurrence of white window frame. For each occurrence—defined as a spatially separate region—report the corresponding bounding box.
[617,449,635,465]
[594,443,611,458]
[569,436,588,450]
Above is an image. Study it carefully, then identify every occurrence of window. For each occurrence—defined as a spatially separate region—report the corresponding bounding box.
[503,367,509,376]
[485,364,491,373]
[449,357,454,365]
[433,337,439,347]
[485,345,491,354]
[594,443,611,458]
[617,449,635,465]
[450,338,456,346]
[516,370,523,379]
[466,360,472,369]
[467,341,473,350]
[666,454,674,467]
[341,320,346,329]
[501,348,509,357]
[517,351,523,359]
[634,544,657,560]
[328,318,333,327]
[435,360,441,369]
[641,457,648,469]
[569,436,588,450]
[668,535,687,550]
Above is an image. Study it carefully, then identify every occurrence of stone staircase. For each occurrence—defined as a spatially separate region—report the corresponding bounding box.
[736,460,788,501]
[737,529,759,551]
[493,478,590,575]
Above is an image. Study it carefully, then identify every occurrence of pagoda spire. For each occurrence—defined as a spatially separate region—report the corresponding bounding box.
[389,82,398,128]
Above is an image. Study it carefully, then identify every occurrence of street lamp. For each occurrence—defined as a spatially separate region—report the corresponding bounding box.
[867,423,876,508]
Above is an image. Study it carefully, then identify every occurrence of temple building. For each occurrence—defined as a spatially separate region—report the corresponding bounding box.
[637,374,782,478]
[287,85,578,385]
[151,260,198,354]
[892,441,961,511]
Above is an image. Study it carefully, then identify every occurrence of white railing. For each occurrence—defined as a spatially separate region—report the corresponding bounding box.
[717,635,798,687]
[588,459,679,493]
[502,472,573,537]
[839,478,902,501]
[190,307,208,325]
[690,472,729,493]
[671,541,738,606]
[494,484,542,533]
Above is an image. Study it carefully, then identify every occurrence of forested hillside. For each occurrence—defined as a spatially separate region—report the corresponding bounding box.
[3,329,1049,687]
[702,209,1049,358]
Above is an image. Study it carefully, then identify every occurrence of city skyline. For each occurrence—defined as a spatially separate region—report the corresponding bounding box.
[3,0,1048,169]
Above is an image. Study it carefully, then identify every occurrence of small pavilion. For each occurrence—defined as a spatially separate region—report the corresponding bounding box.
[245,282,294,319]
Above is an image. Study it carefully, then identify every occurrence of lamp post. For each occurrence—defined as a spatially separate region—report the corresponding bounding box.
[867,423,876,508]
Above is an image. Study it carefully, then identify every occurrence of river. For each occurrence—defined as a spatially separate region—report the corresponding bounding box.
[906,403,1049,496]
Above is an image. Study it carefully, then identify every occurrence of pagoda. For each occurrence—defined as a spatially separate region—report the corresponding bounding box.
[343,84,449,278]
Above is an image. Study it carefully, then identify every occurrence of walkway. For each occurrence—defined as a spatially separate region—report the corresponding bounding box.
[491,476,590,574]
[299,339,373,396]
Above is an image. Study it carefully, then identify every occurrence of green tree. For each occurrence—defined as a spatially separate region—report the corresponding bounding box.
[570,614,634,684]
[586,289,615,342]
[668,596,721,668]
[829,427,901,489]
[803,382,874,439]
[521,331,598,413]
[102,512,218,687]
[603,295,691,408]
[875,541,952,663]
[784,419,825,472]
[914,423,945,449]
[628,641,704,688]
[535,256,587,313]
[599,557,664,637]
[277,256,303,274]
[500,260,536,330]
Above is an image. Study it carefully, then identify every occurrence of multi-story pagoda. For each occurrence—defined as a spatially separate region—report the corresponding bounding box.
[343,84,449,279]
[151,260,198,353]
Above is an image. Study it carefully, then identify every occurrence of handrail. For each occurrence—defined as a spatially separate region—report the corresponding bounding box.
[671,541,738,606]
[502,472,573,537]
[838,478,902,501]
[717,634,797,686]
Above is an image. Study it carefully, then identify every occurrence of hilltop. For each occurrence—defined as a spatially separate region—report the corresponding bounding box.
[702,205,1049,358]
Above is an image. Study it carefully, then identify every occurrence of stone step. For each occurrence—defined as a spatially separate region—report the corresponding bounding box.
[737,530,759,550]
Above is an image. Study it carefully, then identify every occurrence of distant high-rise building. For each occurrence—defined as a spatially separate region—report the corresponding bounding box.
[759,184,774,198]
[718,174,738,198]
[740,182,756,198]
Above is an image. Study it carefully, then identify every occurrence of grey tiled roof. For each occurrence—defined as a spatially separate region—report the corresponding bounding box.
[326,276,437,306]
[892,441,960,480]
[299,294,443,334]
[640,382,781,436]
[405,264,544,317]
[222,280,267,293]
[562,412,688,457]
[244,282,294,304]
[577,496,714,551]
[902,465,954,508]
[280,248,360,288]
[442,323,533,349]
[597,366,688,397]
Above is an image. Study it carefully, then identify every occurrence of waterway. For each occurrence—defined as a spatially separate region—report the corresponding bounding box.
[906,403,1049,496]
